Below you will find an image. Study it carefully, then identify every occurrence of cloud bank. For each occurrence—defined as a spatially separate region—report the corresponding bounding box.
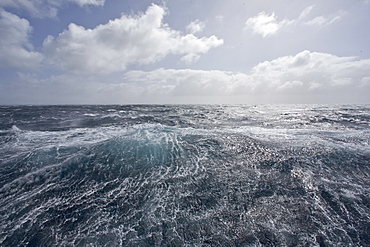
[120,50,370,102]
[2,50,369,104]
[43,4,223,73]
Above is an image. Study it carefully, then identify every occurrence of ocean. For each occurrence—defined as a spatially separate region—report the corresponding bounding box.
[0,104,369,246]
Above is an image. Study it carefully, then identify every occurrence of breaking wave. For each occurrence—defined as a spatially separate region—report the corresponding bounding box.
[0,105,369,246]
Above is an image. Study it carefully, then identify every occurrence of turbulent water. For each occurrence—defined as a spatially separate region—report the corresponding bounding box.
[0,105,369,246]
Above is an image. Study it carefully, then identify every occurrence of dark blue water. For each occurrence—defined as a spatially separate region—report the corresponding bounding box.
[0,105,369,246]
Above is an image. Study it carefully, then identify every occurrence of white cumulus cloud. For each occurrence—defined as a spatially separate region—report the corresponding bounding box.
[42,4,223,73]
[250,50,370,92]
[0,9,42,70]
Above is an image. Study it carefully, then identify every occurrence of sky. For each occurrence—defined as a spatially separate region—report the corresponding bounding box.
[0,0,370,105]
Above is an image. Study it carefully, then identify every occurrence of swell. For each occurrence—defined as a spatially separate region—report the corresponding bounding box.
[0,106,369,246]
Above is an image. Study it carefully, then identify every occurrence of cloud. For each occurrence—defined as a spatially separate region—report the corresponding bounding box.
[246,6,346,37]
[73,0,105,7]
[0,9,42,70]
[42,4,223,73]
[180,53,201,64]
[245,11,293,37]
[0,0,52,17]
[2,50,369,104]
[0,73,111,105]
[186,19,206,34]
[123,68,255,97]
[304,10,347,27]
[120,51,370,102]
[298,5,315,20]
[0,0,105,18]
[250,50,370,91]
[215,15,224,24]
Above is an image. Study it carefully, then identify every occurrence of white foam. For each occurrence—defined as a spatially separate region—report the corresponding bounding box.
[11,125,22,132]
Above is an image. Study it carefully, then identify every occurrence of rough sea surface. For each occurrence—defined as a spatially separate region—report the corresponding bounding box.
[0,105,369,246]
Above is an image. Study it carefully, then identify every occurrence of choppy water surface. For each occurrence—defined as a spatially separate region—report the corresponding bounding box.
[0,105,369,246]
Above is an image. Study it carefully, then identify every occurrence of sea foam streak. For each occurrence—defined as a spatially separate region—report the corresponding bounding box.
[0,105,369,246]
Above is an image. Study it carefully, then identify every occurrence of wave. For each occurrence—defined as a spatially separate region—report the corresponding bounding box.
[0,105,369,246]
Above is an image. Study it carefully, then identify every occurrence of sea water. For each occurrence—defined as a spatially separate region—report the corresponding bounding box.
[0,105,369,246]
